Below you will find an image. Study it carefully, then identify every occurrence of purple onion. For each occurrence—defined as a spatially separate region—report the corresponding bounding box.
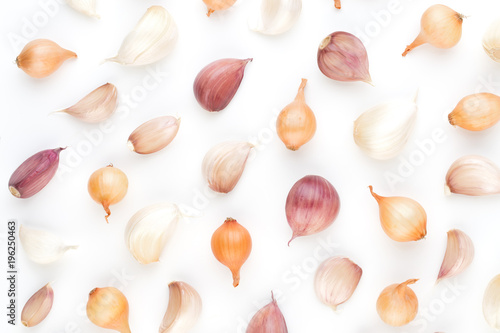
[8,147,65,198]
[286,175,340,245]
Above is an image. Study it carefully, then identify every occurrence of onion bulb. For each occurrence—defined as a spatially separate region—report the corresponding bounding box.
[86,287,131,333]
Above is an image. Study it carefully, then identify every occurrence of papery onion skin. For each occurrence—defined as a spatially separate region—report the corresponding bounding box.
[16,39,76,78]
[317,31,371,84]
[9,147,65,199]
[87,287,131,333]
[204,0,237,16]
[194,58,252,112]
[376,279,419,327]
[286,175,340,245]
[246,292,288,333]
[211,217,252,287]
[448,93,500,131]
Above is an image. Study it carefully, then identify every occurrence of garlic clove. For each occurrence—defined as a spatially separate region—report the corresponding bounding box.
[211,218,252,287]
[19,224,78,264]
[314,257,362,310]
[21,283,54,327]
[193,58,252,112]
[87,287,131,333]
[317,31,371,84]
[276,78,316,150]
[402,4,464,56]
[286,175,340,245]
[204,0,237,17]
[246,292,288,333]
[88,164,128,222]
[445,155,500,196]
[16,39,76,78]
[127,116,180,154]
[202,141,254,193]
[353,93,418,160]
[9,147,65,199]
[483,19,500,62]
[369,186,427,242]
[159,281,202,333]
[377,279,419,326]
[125,203,182,265]
[107,6,178,66]
[248,0,302,36]
[448,93,500,131]
[64,0,100,18]
[437,229,474,283]
[54,83,117,123]
[484,275,500,329]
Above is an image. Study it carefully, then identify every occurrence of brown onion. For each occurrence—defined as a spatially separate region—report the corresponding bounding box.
[286,175,340,245]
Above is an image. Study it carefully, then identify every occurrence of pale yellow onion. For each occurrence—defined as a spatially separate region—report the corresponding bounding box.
[276,78,316,151]
[448,93,500,131]
[87,287,131,333]
[403,4,464,56]
[88,164,128,222]
[376,279,418,327]
[204,0,237,17]
[369,186,426,242]
[437,229,474,283]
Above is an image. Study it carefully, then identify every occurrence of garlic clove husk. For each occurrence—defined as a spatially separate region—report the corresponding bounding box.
[65,0,100,18]
[55,83,117,123]
[317,31,371,84]
[377,279,419,326]
[353,94,418,160]
[246,292,288,333]
[403,4,464,56]
[202,141,254,193]
[437,229,474,283]
[19,224,78,264]
[21,283,54,327]
[107,6,178,66]
[193,58,252,112]
[204,0,237,17]
[314,257,362,310]
[16,39,77,78]
[484,274,500,329]
[87,287,131,333]
[276,78,316,150]
[483,19,500,62]
[9,147,65,198]
[128,116,180,154]
[369,186,427,242]
[248,0,301,35]
[445,155,500,196]
[125,202,182,265]
[448,93,500,131]
[159,281,202,333]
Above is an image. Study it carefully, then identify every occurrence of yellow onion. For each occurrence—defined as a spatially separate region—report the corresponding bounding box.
[88,164,128,222]
[448,93,500,131]
[369,186,426,242]
[211,217,252,287]
[87,287,131,333]
[377,279,419,326]
[203,0,237,16]
[403,4,464,56]
[276,78,316,150]
[16,39,76,78]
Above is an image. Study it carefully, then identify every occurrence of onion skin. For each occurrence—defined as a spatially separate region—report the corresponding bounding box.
[286,175,340,245]
[448,93,500,131]
[193,58,252,112]
[317,31,371,84]
[203,0,237,16]
[8,147,65,199]
[87,287,131,333]
[376,279,419,327]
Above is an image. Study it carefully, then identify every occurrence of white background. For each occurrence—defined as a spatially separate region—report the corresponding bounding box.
[2,0,500,332]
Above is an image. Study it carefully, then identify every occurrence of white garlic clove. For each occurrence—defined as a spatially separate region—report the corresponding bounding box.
[107,6,178,66]
[159,281,202,333]
[248,0,302,35]
[19,224,78,265]
[55,83,117,123]
[202,141,254,193]
[314,256,362,310]
[125,203,182,265]
[445,155,500,196]
[483,19,500,62]
[437,229,474,283]
[484,274,500,329]
[65,0,100,18]
[353,93,418,160]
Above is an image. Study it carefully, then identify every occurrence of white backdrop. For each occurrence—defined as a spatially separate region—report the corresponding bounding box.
[2,0,500,332]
